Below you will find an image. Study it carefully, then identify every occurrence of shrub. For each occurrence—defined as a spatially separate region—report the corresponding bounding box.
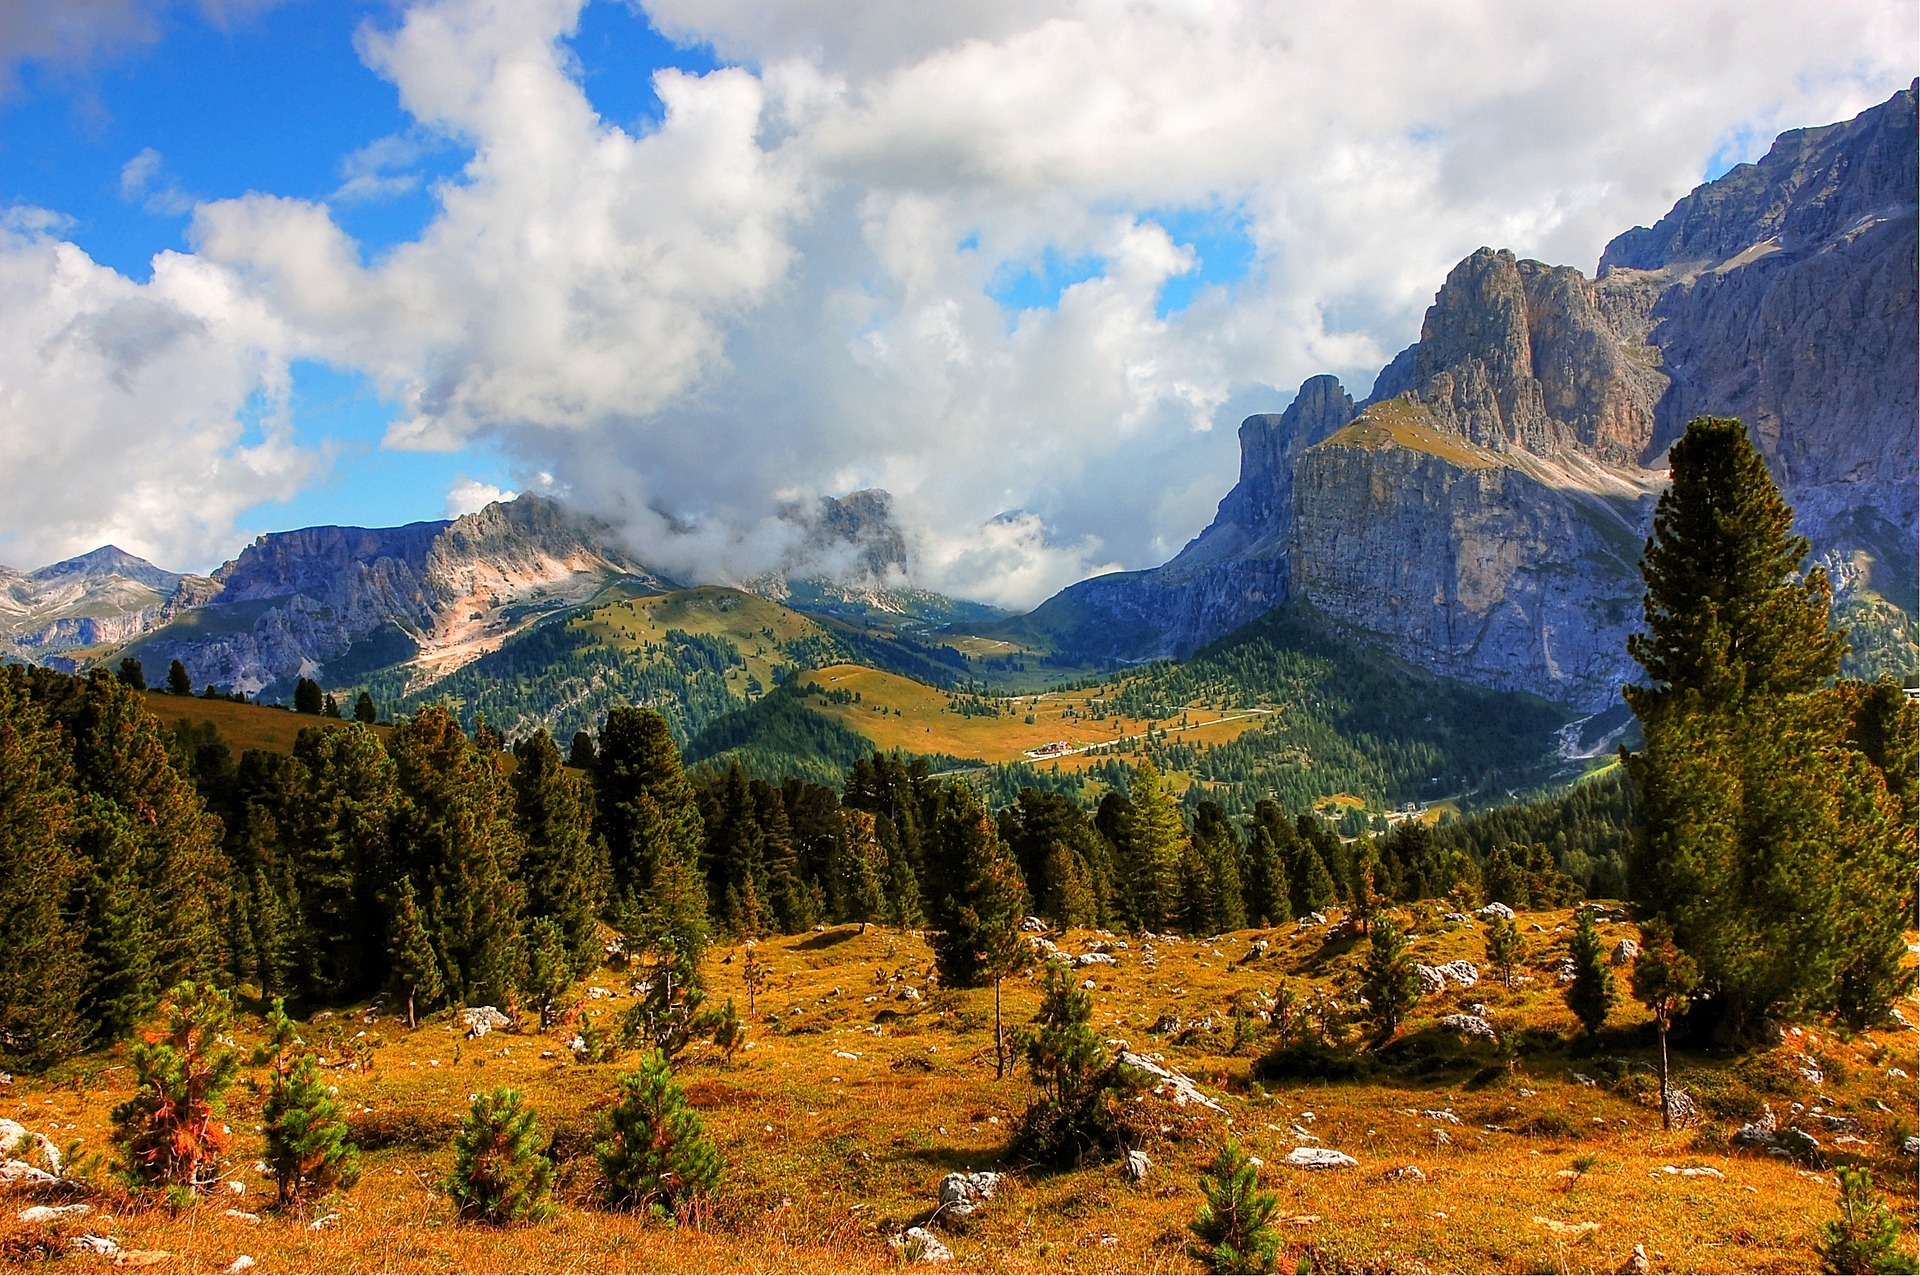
[257,1001,360,1207]
[1817,1167,1911,1275]
[1251,1041,1371,1082]
[595,1052,723,1219]
[1188,1139,1280,1274]
[1009,960,1145,1166]
[446,1088,554,1224]
[1565,908,1615,1038]
[111,982,239,1194]
[1361,917,1418,1037]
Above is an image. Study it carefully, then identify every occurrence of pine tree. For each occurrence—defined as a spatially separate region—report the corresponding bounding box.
[1623,416,1911,1037]
[1565,907,1614,1039]
[116,657,146,690]
[388,707,525,1008]
[1817,1168,1911,1275]
[247,864,303,1005]
[928,781,1028,1077]
[446,1088,554,1224]
[166,660,192,696]
[1630,920,1698,1130]
[0,668,88,1071]
[1124,762,1185,929]
[595,1052,723,1218]
[352,692,378,724]
[594,707,704,907]
[522,918,573,1030]
[1041,840,1098,929]
[830,809,888,931]
[1188,1139,1280,1274]
[283,723,397,1002]
[387,877,444,1030]
[58,671,228,1039]
[1244,827,1289,929]
[1361,916,1418,1037]
[705,763,769,938]
[257,1000,360,1207]
[511,730,609,975]
[112,982,240,1195]
[755,780,816,933]
[294,677,323,715]
[1291,840,1337,918]
[1484,913,1522,990]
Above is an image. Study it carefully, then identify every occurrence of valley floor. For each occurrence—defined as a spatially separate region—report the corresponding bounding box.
[3,909,1915,1274]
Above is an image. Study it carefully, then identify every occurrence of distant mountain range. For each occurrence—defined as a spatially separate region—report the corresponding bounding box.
[1005,82,1918,710]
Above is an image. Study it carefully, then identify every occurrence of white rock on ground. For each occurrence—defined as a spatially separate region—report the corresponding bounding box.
[229,1257,256,1273]
[1125,1150,1151,1182]
[1118,1052,1225,1113]
[19,1204,89,1223]
[72,1236,119,1256]
[1074,952,1117,967]
[1611,938,1640,966]
[0,1161,57,1187]
[1478,902,1515,921]
[1383,1165,1426,1182]
[890,1227,953,1263]
[1284,1147,1358,1170]
[457,1006,511,1038]
[938,1171,1002,1218]
[1439,1014,1497,1041]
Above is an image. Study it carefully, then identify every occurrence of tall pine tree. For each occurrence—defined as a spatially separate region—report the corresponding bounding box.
[511,730,608,975]
[928,782,1028,1078]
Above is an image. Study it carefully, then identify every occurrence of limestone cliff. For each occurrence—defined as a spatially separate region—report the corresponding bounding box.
[0,546,216,664]
[1020,82,1917,707]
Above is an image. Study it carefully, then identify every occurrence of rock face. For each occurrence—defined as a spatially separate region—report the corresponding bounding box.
[1019,84,1917,708]
[124,495,673,698]
[0,545,216,664]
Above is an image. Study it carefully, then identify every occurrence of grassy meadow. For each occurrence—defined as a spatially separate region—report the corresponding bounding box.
[4,906,1913,1274]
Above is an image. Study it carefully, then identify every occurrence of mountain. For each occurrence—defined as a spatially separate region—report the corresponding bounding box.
[117,494,676,699]
[1012,84,1918,710]
[0,545,218,663]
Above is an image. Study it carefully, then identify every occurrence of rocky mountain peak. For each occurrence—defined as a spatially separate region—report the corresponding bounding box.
[1601,80,1918,274]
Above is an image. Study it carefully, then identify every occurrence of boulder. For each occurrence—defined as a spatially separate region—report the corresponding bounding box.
[1125,1150,1151,1182]
[71,1236,120,1256]
[1074,952,1117,967]
[458,1006,511,1039]
[19,1204,89,1224]
[938,1171,1003,1219]
[1478,902,1515,921]
[1416,965,1448,996]
[0,1161,57,1188]
[1020,916,1048,933]
[890,1227,954,1263]
[1118,1051,1225,1113]
[1439,1014,1497,1041]
[1284,1147,1357,1170]
[1611,938,1639,966]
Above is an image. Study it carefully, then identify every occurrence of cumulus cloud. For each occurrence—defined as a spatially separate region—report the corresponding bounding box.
[446,477,516,517]
[0,0,1911,603]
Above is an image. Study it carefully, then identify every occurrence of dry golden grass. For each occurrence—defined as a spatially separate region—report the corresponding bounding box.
[579,587,832,697]
[140,693,389,756]
[803,665,1267,768]
[6,908,1915,1273]
[1322,400,1503,471]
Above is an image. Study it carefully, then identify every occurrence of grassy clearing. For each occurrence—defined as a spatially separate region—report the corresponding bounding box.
[581,587,832,697]
[5,909,1913,1273]
[798,664,1268,767]
[140,693,388,755]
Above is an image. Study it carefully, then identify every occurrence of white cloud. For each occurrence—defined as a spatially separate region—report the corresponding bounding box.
[118,147,195,215]
[0,0,1911,603]
[445,477,516,516]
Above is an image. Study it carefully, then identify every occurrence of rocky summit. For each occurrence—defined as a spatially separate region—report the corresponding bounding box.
[118,494,675,698]
[1020,83,1917,712]
[0,545,217,664]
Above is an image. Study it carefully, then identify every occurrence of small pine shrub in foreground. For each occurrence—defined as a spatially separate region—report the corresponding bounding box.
[595,1051,723,1220]
[446,1088,554,1224]
[257,1000,360,1208]
[111,982,240,1197]
[1189,1138,1280,1274]
[1817,1167,1911,1274]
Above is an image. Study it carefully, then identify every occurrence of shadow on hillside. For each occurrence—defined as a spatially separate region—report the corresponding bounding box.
[793,926,863,951]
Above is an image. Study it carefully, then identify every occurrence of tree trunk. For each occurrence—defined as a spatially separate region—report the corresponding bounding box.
[994,978,1005,1080]
[408,991,416,1031]
[1658,1012,1671,1131]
